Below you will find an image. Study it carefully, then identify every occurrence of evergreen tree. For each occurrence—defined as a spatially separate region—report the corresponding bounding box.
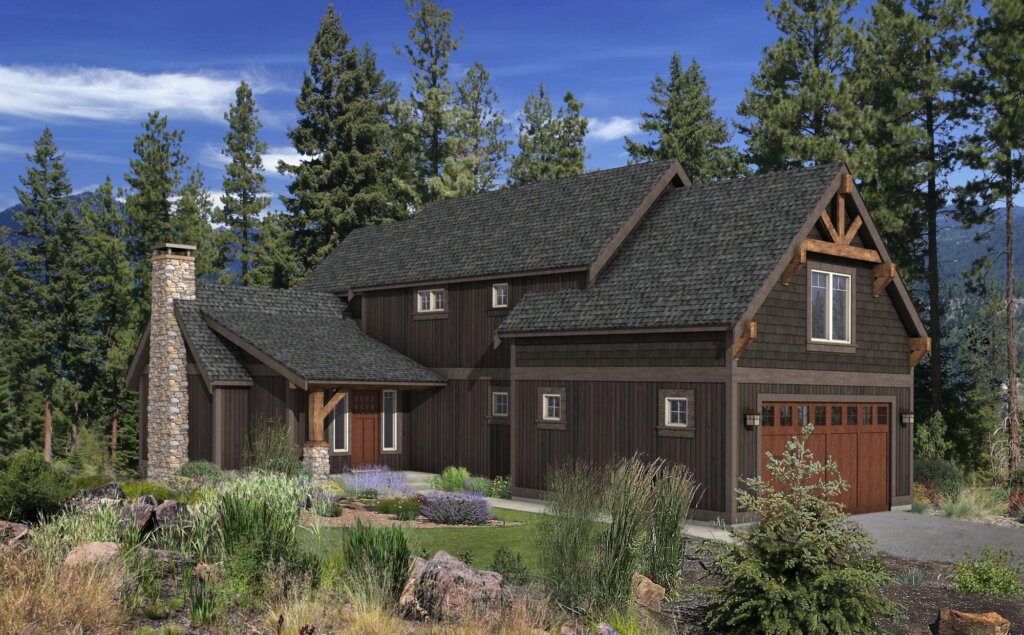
[280,4,405,273]
[177,165,225,279]
[856,0,973,412]
[509,85,588,185]
[12,128,79,461]
[962,0,1024,472]
[430,62,509,198]
[220,81,269,286]
[625,54,745,182]
[252,212,301,289]
[737,0,861,172]
[0,229,31,455]
[401,0,461,204]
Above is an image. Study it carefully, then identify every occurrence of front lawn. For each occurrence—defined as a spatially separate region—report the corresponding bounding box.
[303,507,545,576]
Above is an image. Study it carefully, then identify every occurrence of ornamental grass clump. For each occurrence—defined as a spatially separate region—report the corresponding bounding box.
[421,492,491,525]
[428,465,472,492]
[340,466,411,499]
[642,462,698,589]
[342,521,413,608]
[244,421,302,476]
[705,425,902,634]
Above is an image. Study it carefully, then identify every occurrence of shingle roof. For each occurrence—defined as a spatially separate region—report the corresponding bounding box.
[298,160,680,294]
[175,301,250,383]
[498,164,843,334]
[176,284,443,386]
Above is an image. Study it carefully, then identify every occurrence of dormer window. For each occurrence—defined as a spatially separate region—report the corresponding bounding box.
[417,289,446,313]
[492,283,509,308]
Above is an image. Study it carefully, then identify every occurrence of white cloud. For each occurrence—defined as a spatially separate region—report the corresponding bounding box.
[587,116,640,142]
[0,65,274,122]
[201,144,308,175]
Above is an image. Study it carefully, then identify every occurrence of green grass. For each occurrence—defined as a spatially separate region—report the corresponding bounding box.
[303,508,544,576]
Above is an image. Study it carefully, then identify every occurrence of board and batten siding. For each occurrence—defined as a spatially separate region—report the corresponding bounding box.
[218,386,250,470]
[187,371,213,462]
[513,379,728,514]
[739,256,911,374]
[736,383,913,503]
[360,271,588,369]
[515,332,727,367]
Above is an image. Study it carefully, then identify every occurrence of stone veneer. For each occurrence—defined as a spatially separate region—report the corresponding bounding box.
[147,246,196,481]
[302,443,330,480]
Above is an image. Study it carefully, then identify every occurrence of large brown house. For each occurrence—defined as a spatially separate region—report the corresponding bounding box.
[127,159,928,523]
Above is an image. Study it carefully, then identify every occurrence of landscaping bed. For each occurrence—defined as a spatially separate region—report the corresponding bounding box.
[301,506,521,529]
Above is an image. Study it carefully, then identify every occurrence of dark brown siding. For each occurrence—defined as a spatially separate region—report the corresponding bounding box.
[516,332,727,367]
[188,374,213,461]
[740,256,910,373]
[737,383,913,501]
[219,386,250,470]
[361,272,587,369]
[514,379,727,513]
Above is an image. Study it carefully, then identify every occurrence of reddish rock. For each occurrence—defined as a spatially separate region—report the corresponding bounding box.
[154,499,186,527]
[931,608,1011,635]
[133,503,155,530]
[0,519,29,546]
[399,551,505,621]
[63,541,121,572]
[631,573,666,612]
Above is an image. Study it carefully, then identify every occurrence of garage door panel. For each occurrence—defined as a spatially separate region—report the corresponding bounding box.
[826,432,858,511]
[857,431,889,513]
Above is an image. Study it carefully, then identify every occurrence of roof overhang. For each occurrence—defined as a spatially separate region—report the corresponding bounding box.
[347,265,590,298]
[496,324,728,340]
[174,303,214,394]
[201,312,311,390]
[124,322,150,391]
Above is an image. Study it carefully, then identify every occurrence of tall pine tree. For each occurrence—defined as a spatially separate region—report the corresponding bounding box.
[430,62,509,198]
[220,81,269,286]
[625,54,745,182]
[737,0,860,172]
[280,4,405,274]
[509,85,588,185]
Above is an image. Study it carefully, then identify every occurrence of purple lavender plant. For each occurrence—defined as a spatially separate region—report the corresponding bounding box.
[339,466,411,499]
[421,492,491,525]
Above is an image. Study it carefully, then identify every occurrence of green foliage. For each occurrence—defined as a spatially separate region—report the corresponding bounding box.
[641,463,697,588]
[429,465,471,492]
[70,473,115,492]
[31,504,143,568]
[951,548,1023,598]
[0,449,72,521]
[705,426,902,634]
[915,457,965,500]
[509,84,588,185]
[491,545,530,585]
[174,461,224,487]
[244,421,301,476]
[625,54,745,182]
[376,496,422,520]
[342,521,412,608]
[914,412,955,462]
[121,480,175,502]
[898,568,925,587]
[490,475,512,499]
[939,488,1007,520]
[465,475,491,496]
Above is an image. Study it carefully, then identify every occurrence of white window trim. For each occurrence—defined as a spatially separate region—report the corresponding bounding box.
[492,391,509,417]
[492,283,509,309]
[330,395,349,453]
[381,389,398,451]
[810,269,852,344]
[416,289,446,313]
[664,397,689,428]
[542,393,562,421]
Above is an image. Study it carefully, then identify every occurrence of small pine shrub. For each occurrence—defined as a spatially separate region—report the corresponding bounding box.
[244,421,301,476]
[491,546,530,585]
[376,496,422,520]
[705,425,902,634]
[343,522,412,608]
[490,475,512,499]
[915,457,964,502]
[421,492,490,525]
[174,461,224,487]
[0,449,73,522]
[122,480,175,502]
[951,548,1023,598]
[428,466,472,492]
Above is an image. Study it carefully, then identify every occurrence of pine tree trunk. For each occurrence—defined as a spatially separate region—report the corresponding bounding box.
[69,400,79,453]
[111,403,120,464]
[43,393,52,462]
[1008,187,1021,476]
[926,98,942,410]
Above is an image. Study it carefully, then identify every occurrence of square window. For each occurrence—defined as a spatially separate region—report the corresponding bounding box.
[810,269,852,344]
[492,283,509,308]
[492,391,509,417]
[665,397,688,427]
[543,394,562,421]
[416,289,446,313]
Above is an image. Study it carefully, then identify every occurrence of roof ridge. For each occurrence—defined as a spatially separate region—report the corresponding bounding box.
[683,162,844,191]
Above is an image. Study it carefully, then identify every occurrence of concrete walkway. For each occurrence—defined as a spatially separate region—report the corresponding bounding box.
[853,511,1024,563]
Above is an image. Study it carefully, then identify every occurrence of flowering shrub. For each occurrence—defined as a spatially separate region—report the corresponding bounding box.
[339,466,411,499]
[490,475,513,499]
[421,492,491,525]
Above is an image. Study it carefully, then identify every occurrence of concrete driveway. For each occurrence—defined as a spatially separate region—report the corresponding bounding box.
[854,511,1024,563]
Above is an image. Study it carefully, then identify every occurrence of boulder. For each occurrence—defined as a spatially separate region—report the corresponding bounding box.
[132,502,156,531]
[0,519,29,546]
[68,483,126,511]
[631,573,666,612]
[154,499,187,528]
[136,494,158,507]
[931,608,1011,635]
[63,541,121,572]
[399,551,506,621]
[596,624,621,635]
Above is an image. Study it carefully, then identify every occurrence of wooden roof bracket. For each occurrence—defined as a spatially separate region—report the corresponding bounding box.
[873,262,896,297]
[909,337,931,369]
[308,387,348,443]
[782,244,808,286]
[731,321,757,360]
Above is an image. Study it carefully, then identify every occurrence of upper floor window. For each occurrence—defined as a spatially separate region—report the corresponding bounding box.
[492,283,509,308]
[542,393,562,421]
[491,390,509,417]
[664,397,689,428]
[810,269,850,343]
[417,289,446,313]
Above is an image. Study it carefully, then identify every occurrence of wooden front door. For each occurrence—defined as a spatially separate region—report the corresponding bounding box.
[761,401,890,514]
[350,390,381,467]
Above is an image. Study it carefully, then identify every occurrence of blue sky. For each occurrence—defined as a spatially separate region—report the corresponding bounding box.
[0,1,790,211]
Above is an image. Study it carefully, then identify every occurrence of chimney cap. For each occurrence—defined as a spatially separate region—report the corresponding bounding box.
[152,243,197,257]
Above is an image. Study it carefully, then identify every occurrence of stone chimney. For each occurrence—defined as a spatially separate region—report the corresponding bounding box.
[147,243,196,481]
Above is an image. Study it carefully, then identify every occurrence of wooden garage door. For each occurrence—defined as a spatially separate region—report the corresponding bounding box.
[761,401,890,515]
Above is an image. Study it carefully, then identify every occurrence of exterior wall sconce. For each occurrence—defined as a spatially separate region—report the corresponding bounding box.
[745,411,761,427]
[901,412,914,426]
